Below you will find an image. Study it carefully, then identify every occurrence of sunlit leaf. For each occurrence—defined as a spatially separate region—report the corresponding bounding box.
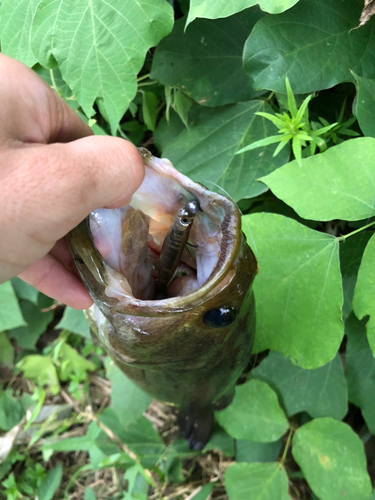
[224,462,291,500]
[292,418,372,500]
[31,0,174,133]
[243,213,343,368]
[17,355,60,395]
[260,138,375,221]
[215,379,289,442]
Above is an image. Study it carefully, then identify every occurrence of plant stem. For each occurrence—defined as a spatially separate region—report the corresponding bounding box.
[338,220,375,242]
[49,69,60,95]
[137,73,151,82]
[279,428,293,467]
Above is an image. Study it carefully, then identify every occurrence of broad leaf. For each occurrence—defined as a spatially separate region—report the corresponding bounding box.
[292,418,372,500]
[340,231,372,321]
[37,464,62,500]
[224,462,291,500]
[57,343,96,381]
[31,0,174,133]
[260,138,375,221]
[353,72,375,138]
[8,295,54,349]
[345,313,375,434]
[243,213,343,368]
[0,0,40,67]
[353,233,375,354]
[0,282,26,332]
[0,392,26,431]
[250,352,347,419]
[10,278,39,305]
[236,439,282,464]
[186,0,299,25]
[163,101,289,201]
[215,379,289,442]
[151,10,264,108]
[17,355,60,395]
[106,363,152,429]
[243,0,375,94]
[56,307,90,338]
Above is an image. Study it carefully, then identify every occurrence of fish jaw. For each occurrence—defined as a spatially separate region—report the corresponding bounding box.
[68,148,257,448]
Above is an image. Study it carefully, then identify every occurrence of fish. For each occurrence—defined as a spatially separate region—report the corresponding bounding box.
[67,147,257,450]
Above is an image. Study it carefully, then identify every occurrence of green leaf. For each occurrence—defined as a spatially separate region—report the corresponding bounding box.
[215,379,289,442]
[340,231,372,321]
[10,278,39,305]
[203,424,235,456]
[31,0,174,133]
[236,439,282,464]
[37,464,62,500]
[106,363,152,428]
[261,138,375,221]
[141,92,158,132]
[151,9,264,108]
[55,307,90,338]
[250,352,347,419]
[57,343,96,381]
[243,0,375,94]
[163,101,289,201]
[8,295,54,350]
[243,213,343,368]
[0,282,26,332]
[353,72,375,138]
[0,0,40,67]
[0,392,26,431]
[224,462,291,500]
[0,332,14,367]
[84,487,96,500]
[292,418,372,500]
[172,89,193,128]
[236,134,284,154]
[17,355,60,395]
[188,483,214,500]
[353,233,375,354]
[345,312,375,434]
[122,464,150,500]
[186,0,299,26]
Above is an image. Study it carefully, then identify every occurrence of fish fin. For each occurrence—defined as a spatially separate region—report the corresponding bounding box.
[176,407,213,450]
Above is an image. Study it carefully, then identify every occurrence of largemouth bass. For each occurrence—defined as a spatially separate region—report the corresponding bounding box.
[68,148,257,449]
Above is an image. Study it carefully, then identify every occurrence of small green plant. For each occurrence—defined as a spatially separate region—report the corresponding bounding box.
[236,78,338,163]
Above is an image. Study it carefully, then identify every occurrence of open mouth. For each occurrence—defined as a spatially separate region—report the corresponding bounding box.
[87,150,239,302]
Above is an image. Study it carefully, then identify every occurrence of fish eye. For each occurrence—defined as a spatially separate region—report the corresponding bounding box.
[181,217,190,225]
[203,307,237,328]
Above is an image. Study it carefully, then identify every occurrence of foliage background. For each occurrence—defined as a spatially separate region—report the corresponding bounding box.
[1,0,375,498]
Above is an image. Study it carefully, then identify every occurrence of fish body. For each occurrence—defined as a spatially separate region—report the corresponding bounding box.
[68,148,257,449]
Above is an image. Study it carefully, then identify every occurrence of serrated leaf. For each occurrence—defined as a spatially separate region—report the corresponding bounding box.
[106,363,152,428]
[353,233,375,354]
[250,352,347,419]
[215,379,289,442]
[0,282,26,332]
[17,355,60,395]
[292,418,372,500]
[8,295,54,349]
[224,462,291,500]
[37,464,62,500]
[0,0,40,67]
[31,0,174,133]
[186,0,299,26]
[243,213,343,368]
[353,72,375,138]
[345,312,375,434]
[162,101,289,201]
[55,307,90,338]
[261,138,375,221]
[243,0,375,94]
[151,9,264,108]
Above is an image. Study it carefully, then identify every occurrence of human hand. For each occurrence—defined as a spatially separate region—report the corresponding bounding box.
[0,54,144,309]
